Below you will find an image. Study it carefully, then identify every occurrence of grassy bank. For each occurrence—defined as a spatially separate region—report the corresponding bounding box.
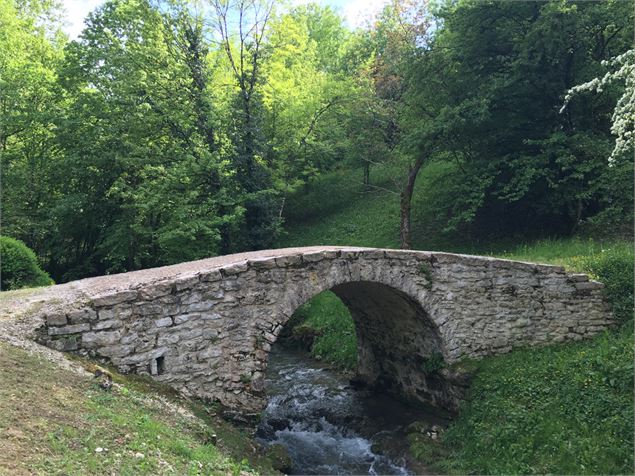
[291,291,357,369]
[280,165,634,474]
[0,342,278,475]
[436,325,634,474]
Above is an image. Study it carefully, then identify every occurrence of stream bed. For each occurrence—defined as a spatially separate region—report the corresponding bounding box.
[255,346,449,475]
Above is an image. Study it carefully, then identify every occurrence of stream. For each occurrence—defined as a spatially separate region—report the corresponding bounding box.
[255,346,449,475]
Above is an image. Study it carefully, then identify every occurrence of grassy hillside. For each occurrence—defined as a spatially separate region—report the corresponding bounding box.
[0,342,278,475]
[278,165,635,474]
[438,326,633,475]
[279,161,545,253]
[279,161,464,251]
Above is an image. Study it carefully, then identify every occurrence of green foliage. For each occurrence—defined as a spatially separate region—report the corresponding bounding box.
[403,0,635,239]
[418,263,433,289]
[440,328,634,475]
[0,0,65,256]
[291,291,358,370]
[421,352,445,375]
[580,247,634,324]
[0,236,53,290]
[3,0,634,280]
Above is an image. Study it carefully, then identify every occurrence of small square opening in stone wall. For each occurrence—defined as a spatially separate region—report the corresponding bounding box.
[150,355,166,375]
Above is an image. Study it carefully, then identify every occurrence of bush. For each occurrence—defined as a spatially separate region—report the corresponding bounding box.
[0,236,53,291]
[579,246,634,324]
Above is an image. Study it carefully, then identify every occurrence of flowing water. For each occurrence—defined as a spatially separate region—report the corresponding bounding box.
[256,346,448,475]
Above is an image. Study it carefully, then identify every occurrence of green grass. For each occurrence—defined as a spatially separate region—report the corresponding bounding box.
[279,165,403,249]
[292,291,357,369]
[438,327,634,475]
[500,237,632,266]
[279,161,469,250]
[0,342,277,475]
[280,164,634,474]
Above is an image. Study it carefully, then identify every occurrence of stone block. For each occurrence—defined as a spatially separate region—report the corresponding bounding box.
[98,308,116,320]
[113,305,133,319]
[574,281,604,291]
[99,344,135,358]
[155,316,173,327]
[274,255,302,267]
[180,292,203,306]
[364,250,385,260]
[383,249,414,260]
[247,257,277,269]
[48,335,79,351]
[201,312,221,321]
[139,281,173,300]
[183,302,214,313]
[222,280,241,291]
[203,289,224,300]
[47,313,67,326]
[200,270,222,282]
[67,308,97,324]
[177,328,203,341]
[202,328,220,339]
[199,347,222,359]
[92,290,138,307]
[301,251,326,262]
[174,314,193,325]
[120,332,139,345]
[174,274,200,291]
[82,330,122,346]
[48,323,90,336]
[339,250,360,260]
[157,333,181,346]
[92,319,122,331]
[222,261,248,276]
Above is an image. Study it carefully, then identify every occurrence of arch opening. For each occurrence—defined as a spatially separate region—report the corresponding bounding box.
[332,281,450,409]
[268,280,460,411]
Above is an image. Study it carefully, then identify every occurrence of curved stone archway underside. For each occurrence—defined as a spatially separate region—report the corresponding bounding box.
[0,246,613,415]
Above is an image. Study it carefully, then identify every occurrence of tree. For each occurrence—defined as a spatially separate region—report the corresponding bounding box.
[560,48,635,234]
[261,6,358,216]
[0,0,65,256]
[409,0,634,239]
[562,48,635,165]
[209,0,283,251]
[51,0,242,278]
[358,0,435,249]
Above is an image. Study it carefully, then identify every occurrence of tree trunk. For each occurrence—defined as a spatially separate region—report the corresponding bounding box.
[399,157,425,250]
[363,161,370,188]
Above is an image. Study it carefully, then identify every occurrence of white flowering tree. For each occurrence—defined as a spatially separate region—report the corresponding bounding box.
[562,49,634,166]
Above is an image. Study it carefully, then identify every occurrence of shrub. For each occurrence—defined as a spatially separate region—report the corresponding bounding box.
[0,236,53,291]
[580,246,634,323]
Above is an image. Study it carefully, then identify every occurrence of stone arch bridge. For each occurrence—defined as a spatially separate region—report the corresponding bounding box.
[0,247,612,415]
